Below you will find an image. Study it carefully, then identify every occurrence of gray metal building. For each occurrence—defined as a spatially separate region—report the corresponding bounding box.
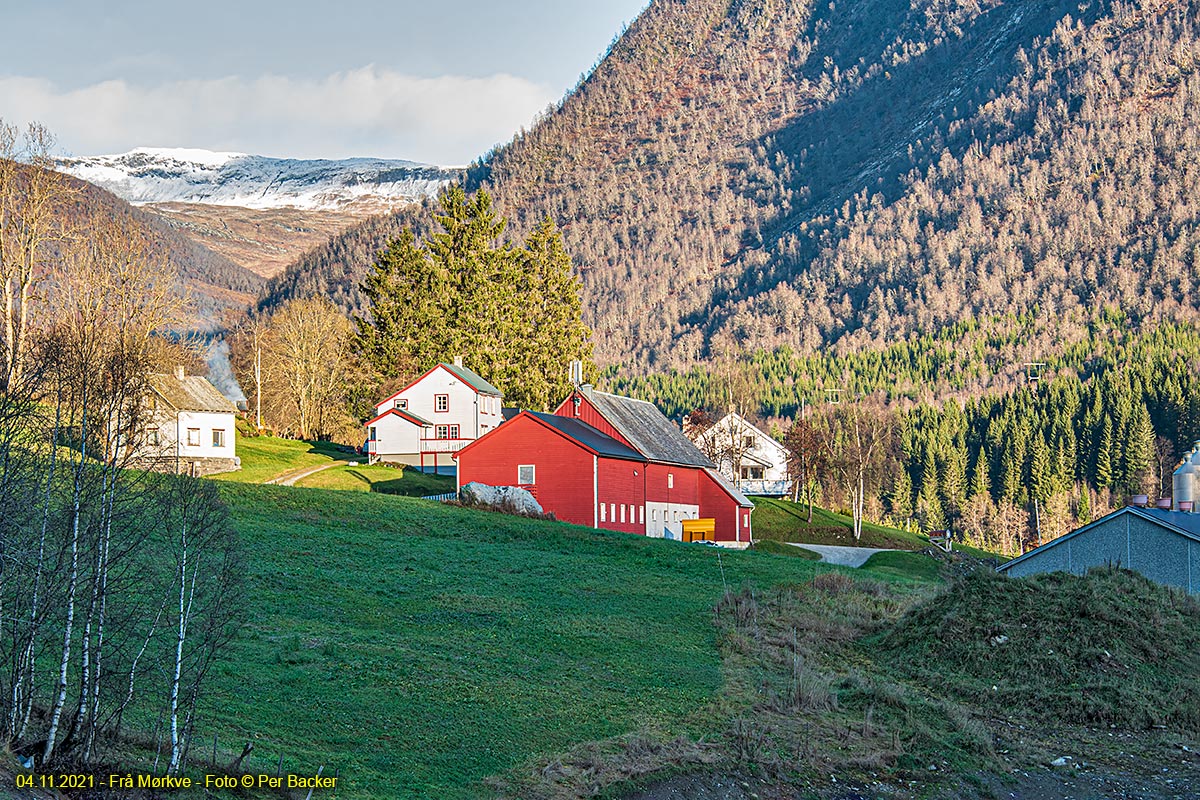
[998,506,1200,594]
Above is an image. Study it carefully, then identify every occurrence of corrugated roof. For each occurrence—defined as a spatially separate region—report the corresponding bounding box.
[997,505,1200,573]
[527,412,644,460]
[580,386,715,468]
[442,362,502,396]
[148,372,237,413]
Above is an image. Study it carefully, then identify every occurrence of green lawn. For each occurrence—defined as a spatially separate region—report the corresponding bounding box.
[295,462,455,496]
[203,484,853,799]
[211,431,351,484]
[752,497,999,559]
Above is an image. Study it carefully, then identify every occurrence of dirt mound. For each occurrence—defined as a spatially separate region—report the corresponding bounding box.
[874,567,1200,730]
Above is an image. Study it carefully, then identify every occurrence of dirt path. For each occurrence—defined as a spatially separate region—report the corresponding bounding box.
[264,460,346,486]
[789,542,898,567]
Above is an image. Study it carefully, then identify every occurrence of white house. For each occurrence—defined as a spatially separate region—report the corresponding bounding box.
[688,411,791,495]
[141,367,240,476]
[364,359,503,473]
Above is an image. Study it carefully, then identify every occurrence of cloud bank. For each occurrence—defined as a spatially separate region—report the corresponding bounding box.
[0,66,557,165]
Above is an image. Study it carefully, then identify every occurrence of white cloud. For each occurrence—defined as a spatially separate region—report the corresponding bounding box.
[0,66,557,165]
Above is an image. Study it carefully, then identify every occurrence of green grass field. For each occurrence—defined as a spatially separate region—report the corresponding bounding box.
[210,431,455,496]
[210,432,351,484]
[203,484,870,799]
[295,462,454,496]
[752,496,999,559]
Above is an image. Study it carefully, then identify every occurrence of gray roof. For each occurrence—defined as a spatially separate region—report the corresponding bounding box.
[148,372,237,413]
[997,505,1200,573]
[580,386,715,468]
[527,412,644,460]
[442,362,502,396]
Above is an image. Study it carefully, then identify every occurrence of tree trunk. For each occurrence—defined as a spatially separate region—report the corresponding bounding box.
[44,404,87,764]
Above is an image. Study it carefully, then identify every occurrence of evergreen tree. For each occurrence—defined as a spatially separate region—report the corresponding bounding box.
[354,187,594,409]
[1123,402,1155,494]
[1095,415,1114,490]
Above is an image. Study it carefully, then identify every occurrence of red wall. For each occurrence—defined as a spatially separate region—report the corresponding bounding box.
[597,457,646,534]
[699,470,745,543]
[644,462,701,506]
[457,415,596,527]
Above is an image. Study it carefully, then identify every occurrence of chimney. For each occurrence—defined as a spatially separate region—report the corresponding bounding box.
[174,365,185,380]
[453,356,463,368]
[569,360,583,387]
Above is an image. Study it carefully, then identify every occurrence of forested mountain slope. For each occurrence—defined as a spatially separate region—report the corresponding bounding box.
[261,0,1200,373]
[46,171,263,328]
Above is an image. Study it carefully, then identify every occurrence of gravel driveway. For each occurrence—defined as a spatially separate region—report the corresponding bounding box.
[788,543,898,567]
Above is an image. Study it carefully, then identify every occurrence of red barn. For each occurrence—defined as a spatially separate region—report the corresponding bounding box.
[455,385,754,546]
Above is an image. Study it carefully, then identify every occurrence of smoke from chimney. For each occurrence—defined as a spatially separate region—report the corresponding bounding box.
[205,339,247,404]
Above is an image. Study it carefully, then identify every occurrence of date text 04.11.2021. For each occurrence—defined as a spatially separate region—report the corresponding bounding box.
[15,774,194,790]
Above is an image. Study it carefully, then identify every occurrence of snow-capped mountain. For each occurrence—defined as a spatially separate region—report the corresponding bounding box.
[56,148,459,212]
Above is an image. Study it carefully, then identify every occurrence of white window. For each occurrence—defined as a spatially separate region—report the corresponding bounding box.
[518,464,535,485]
[600,503,606,522]
[652,509,657,521]
[212,429,226,448]
[147,427,159,446]
[744,435,755,448]
[435,425,450,439]
[610,503,616,521]
[639,506,644,524]
[668,473,674,489]
[396,398,408,410]
[186,428,200,446]
[620,504,626,523]
[449,424,460,439]
[435,394,449,412]
[369,426,377,441]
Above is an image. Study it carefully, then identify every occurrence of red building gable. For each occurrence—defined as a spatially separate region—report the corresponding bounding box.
[456,388,753,546]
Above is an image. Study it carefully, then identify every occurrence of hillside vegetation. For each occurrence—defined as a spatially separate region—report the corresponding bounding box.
[261,0,1200,381]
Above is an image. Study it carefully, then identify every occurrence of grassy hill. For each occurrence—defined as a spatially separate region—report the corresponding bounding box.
[211,432,454,495]
[750,496,998,559]
[200,484,876,799]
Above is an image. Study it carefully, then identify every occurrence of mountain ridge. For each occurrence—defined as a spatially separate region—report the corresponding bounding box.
[57,148,459,214]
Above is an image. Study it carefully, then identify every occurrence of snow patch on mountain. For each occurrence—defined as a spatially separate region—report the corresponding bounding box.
[57,148,459,212]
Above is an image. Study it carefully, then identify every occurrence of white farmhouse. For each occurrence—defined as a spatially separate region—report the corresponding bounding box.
[688,411,791,495]
[364,359,503,473]
[141,367,240,476]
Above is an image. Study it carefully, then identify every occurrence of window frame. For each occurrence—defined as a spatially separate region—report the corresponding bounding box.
[212,429,226,448]
[185,428,200,447]
[518,464,535,485]
[434,394,450,413]
[396,398,408,410]
[435,425,450,440]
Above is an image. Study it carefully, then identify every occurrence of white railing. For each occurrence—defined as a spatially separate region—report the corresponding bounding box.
[737,479,792,496]
[420,438,471,453]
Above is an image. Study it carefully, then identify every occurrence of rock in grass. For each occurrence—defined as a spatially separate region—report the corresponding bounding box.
[459,482,545,517]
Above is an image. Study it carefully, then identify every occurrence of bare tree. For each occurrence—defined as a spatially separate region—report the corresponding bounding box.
[0,121,76,390]
[820,401,896,540]
[261,297,354,440]
[783,416,827,522]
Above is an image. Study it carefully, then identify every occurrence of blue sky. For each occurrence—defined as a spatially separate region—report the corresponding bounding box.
[0,1,648,164]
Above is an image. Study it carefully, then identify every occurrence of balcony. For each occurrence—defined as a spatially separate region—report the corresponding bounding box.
[420,438,471,453]
[737,479,792,497]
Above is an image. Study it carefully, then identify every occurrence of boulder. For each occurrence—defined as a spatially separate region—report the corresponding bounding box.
[460,482,545,517]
